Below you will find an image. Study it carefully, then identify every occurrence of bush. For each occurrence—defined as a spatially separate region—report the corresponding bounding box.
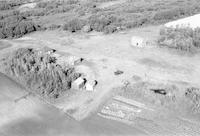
[0,0,23,10]
[0,2,12,10]
[4,48,81,98]
[193,29,200,48]
[36,1,62,9]
[104,25,117,34]
[154,9,180,21]
[153,6,200,22]
[0,13,39,39]
[66,0,79,5]
[0,10,20,20]
[36,2,48,8]
[63,18,85,32]
[48,24,61,30]
[36,1,75,15]
[88,14,121,32]
[20,9,46,17]
[158,27,200,51]
[185,87,200,112]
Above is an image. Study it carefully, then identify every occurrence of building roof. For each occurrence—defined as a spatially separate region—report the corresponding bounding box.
[165,14,200,29]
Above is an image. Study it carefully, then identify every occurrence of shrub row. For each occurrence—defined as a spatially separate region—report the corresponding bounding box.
[158,27,200,52]
[63,18,85,32]
[63,14,122,33]
[0,0,24,10]
[35,1,77,16]
[0,11,40,39]
[153,5,200,22]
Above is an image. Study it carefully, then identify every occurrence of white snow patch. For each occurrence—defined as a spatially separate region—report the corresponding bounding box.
[165,14,200,29]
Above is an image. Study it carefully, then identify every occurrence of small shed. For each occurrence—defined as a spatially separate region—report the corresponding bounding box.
[131,36,145,47]
[72,77,86,90]
[67,56,84,66]
[85,80,98,92]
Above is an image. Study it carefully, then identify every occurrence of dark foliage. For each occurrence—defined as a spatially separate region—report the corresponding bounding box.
[0,12,39,39]
[20,9,46,17]
[158,27,200,52]
[88,14,121,33]
[153,5,200,22]
[185,87,200,112]
[63,18,85,32]
[0,0,24,10]
[48,24,61,30]
[5,48,81,98]
[0,2,12,10]
[36,1,77,15]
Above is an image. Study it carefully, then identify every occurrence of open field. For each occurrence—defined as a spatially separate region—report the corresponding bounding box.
[1,0,200,136]
[1,23,200,134]
[1,29,200,135]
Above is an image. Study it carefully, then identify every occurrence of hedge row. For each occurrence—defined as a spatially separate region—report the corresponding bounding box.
[158,27,200,52]
[0,11,40,39]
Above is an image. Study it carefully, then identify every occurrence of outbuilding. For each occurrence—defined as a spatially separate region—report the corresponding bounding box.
[85,80,98,92]
[131,36,145,47]
[72,77,86,90]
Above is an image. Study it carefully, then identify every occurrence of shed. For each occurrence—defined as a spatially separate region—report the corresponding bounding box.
[67,56,83,66]
[72,77,86,90]
[131,36,145,47]
[85,80,98,92]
